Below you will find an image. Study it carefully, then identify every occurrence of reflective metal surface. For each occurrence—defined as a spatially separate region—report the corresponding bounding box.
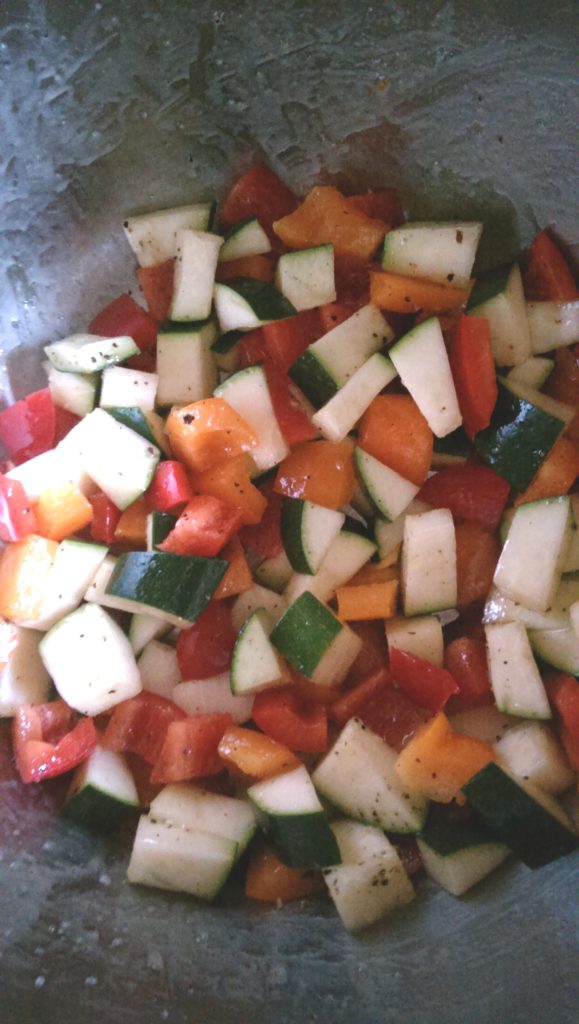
[1,2,577,1021]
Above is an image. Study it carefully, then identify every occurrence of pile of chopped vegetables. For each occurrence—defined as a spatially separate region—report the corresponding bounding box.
[0,162,578,932]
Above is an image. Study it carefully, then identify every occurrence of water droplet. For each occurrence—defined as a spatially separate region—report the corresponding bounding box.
[35,976,46,989]
[84,976,98,987]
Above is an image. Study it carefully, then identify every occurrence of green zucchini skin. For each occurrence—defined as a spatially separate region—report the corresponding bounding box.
[474,379,566,491]
[106,552,228,623]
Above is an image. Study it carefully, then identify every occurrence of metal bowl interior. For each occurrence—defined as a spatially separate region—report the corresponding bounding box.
[0,2,577,1022]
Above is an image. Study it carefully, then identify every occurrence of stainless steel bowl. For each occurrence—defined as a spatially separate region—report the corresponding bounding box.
[1,2,577,1021]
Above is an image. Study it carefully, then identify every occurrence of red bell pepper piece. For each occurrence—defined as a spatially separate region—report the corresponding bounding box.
[137,259,175,322]
[389,647,459,713]
[448,314,498,440]
[544,673,579,771]
[347,188,405,226]
[329,667,392,726]
[444,636,493,711]
[0,389,56,465]
[523,230,579,302]
[53,406,81,443]
[261,309,322,372]
[252,687,328,753]
[89,491,122,545]
[264,365,317,446]
[89,294,158,352]
[239,480,283,559]
[417,462,510,530]
[238,328,269,368]
[333,253,370,303]
[176,601,237,680]
[219,162,298,243]
[103,692,185,765]
[147,461,193,514]
[355,685,429,751]
[12,701,97,784]
[150,713,233,783]
[158,495,241,558]
[0,474,38,542]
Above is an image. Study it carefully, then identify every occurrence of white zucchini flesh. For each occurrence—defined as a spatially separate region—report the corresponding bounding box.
[449,705,516,745]
[355,448,419,521]
[298,303,393,387]
[230,585,287,633]
[493,496,572,612]
[45,362,98,416]
[170,230,223,322]
[385,615,444,667]
[310,621,363,688]
[312,718,429,834]
[0,625,51,716]
[129,613,171,656]
[374,499,431,561]
[156,322,218,406]
[20,539,109,632]
[67,745,139,809]
[127,816,237,901]
[485,621,551,720]
[401,508,457,615]
[483,575,579,632]
[564,496,579,572]
[312,353,397,442]
[230,609,290,694]
[137,640,181,699]
[58,408,160,510]
[389,317,462,437]
[381,221,482,287]
[528,624,579,674]
[39,603,142,716]
[283,531,376,606]
[506,356,554,390]
[99,367,159,411]
[494,722,576,794]
[6,450,87,502]
[172,675,254,725]
[123,202,214,267]
[219,217,271,262]
[44,333,139,373]
[281,499,345,575]
[254,549,294,593]
[149,784,257,857]
[275,245,336,311]
[324,820,414,932]
[527,300,579,354]
[214,365,288,473]
[417,835,509,897]
[468,263,532,366]
[571,600,579,639]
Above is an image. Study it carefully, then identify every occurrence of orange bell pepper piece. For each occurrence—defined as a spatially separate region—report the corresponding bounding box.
[358,394,433,487]
[166,398,258,474]
[34,482,93,541]
[395,711,496,803]
[274,439,355,510]
[246,843,325,903]
[0,535,58,623]
[336,580,399,622]
[192,455,267,526]
[273,186,387,261]
[218,725,300,779]
[370,269,471,314]
[113,497,149,548]
[455,521,500,608]
[215,254,274,282]
[514,434,579,506]
[214,536,253,599]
